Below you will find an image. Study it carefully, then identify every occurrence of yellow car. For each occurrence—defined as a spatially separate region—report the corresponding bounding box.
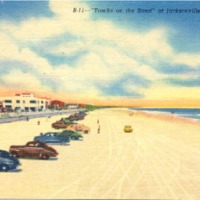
[124,125,133,133]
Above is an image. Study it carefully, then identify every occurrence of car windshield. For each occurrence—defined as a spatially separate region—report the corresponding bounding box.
[27,143,35,147]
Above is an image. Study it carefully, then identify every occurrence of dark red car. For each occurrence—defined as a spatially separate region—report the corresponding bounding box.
[52,120,69,129]
[9,141,58,160]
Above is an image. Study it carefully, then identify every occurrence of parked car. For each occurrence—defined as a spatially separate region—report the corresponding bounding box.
[9,141,58,160]
[34,132,70,145]
[77,111,87,117]
[68,112,86,121]
[124,125,133,133]
[59,130,83,140]
[66,123,90,134]
[62,117,74,124]
[52,118,76,129]
[0,150,21,172]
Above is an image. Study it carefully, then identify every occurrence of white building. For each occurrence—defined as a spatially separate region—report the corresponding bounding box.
[66,104,79,109]
[0,93,50,112]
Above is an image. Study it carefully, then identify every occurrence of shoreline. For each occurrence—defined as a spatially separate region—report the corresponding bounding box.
[116,108,200,126]
[77,107,200,127]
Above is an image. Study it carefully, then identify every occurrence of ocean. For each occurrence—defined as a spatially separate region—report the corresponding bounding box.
[130,108,200,122]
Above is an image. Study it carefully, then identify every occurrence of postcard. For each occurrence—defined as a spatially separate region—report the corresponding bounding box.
[0,0,200,199]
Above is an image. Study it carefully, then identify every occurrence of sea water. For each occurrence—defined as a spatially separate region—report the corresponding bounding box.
[130,108,200,122]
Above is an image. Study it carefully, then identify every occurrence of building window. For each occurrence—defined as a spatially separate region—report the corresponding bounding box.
[23,100,26,104]
[41,101,44,104]
[30,100,36,104]
[5,105,12,108]
[14,107,21,112]
[16,100,20,103]
[30,107,36,112]
[5,100,12,103]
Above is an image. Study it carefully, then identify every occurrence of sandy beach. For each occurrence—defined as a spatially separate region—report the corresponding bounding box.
[0,108,200,199]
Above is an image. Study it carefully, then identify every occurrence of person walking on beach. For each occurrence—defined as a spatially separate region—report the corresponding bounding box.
[37,120,40,125]
[97,125,100,134]
[97,119,99,124]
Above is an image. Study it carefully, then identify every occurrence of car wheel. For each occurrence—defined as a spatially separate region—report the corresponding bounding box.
[84,130,88,134]
[60,141,65,145]
[41,154,49,160]
[0,164,9,172]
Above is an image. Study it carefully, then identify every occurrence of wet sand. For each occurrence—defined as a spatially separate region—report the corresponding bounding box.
[0,108,200,199]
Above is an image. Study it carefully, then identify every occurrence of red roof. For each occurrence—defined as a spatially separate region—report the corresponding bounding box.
[51,100,65,107]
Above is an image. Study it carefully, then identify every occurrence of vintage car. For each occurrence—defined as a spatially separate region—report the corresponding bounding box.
[62,117,74,123]
[77,111,87,117]
[0,150,21,172]
[59,130,83,140]
[124,125,133,133]
[68,112,86,121]
[52,118,76,129]
[9,141,58,160]
[68,115,84,121]
[34,132,70,145]
[66,123,90,134]
[52,120,69,129]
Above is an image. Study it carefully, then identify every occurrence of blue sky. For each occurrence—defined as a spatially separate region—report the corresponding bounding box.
[0,1,200,105]
[88,1,200,52]
[0,1,53,21]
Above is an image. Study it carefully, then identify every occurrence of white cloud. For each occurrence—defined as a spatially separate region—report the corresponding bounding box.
[122,80,146,95]
[173,53,200,68]
[1,69,43,90]
[0,33,20,59]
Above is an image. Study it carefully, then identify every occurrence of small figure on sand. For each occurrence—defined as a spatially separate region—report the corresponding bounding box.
[37,120,40,125]
[26,116,29,121]
[97,125,100,134]
[97,119,99,124]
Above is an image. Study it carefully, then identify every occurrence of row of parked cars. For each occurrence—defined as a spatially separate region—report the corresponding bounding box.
[0,111,90,172]
[51,111,90,133]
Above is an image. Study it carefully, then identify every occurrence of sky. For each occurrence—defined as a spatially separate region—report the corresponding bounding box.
[0,0,200,107]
